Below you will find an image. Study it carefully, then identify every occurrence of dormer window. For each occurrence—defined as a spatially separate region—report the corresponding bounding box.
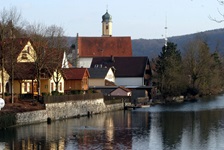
[21,47,31,60]
[21,53,28,59]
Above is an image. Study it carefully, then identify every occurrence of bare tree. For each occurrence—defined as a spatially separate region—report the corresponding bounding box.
[45,25,68,93]
[0,7,24,102]
[25,23,67,97]
[25,23,48,98]
[209,0,224,22]
[182,38,223,95]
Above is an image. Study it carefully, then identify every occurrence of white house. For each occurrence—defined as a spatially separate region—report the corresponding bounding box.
[88,67,115,87]
[90,56,151,87]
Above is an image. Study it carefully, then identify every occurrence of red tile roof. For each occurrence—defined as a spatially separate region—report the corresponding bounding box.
[62,68,89,80]
[77,36,132,57]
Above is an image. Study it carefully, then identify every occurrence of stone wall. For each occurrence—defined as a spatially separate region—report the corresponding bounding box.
[14,98,123,126]
[16,110,47,125]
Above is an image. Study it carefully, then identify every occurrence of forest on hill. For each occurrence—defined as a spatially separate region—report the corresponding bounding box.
[132,28,224,59]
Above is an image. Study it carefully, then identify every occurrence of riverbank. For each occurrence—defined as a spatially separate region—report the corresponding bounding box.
[0,97,124,129]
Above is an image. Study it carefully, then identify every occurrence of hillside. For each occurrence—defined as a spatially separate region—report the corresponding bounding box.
[132,28,224,59]
[67,28,224,59]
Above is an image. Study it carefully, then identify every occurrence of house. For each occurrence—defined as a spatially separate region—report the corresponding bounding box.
[1,38,68,96]
[39,48,68,95]
[110,86,132,96]
[71,10,132,68]
[90,56,152,101]
[88,67,115,87]
[90,56,152,86]
[61,68,90,92]
[2,38,37,95]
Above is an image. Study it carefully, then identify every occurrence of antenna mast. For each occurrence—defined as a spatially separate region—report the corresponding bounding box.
[164,15,168,51]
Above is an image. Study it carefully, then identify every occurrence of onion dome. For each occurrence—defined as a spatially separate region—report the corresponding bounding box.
[102,10,112,22]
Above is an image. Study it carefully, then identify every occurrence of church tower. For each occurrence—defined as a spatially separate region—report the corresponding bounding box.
[102,10,112,36]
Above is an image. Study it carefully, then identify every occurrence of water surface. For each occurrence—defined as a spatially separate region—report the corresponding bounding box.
[1,94,224,150]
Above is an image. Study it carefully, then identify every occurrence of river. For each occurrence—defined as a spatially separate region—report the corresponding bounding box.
[1,94,224,150]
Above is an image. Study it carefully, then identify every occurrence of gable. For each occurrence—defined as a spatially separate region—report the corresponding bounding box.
[78,36,132,57]
[62,51,69,68]
[105,68,115,82]
[17,41,36,62]
[110,86,131,96]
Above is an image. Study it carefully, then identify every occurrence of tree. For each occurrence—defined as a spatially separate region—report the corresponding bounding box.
[0,7,24,102]
[45,25,68,92]
[156,42,184,97]
[25,23,67,97]
[209,0,224,22]
[182,39,223,95]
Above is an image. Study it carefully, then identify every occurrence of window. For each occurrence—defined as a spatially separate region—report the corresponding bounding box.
[27,83,30,92]
[22,53,28,59]
[27,47,30,54]
[24,83,27,92]
[106,25,108,29]
[59,82,62,91]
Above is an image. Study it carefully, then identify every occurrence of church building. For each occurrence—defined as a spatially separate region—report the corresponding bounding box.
[73,10,132,68]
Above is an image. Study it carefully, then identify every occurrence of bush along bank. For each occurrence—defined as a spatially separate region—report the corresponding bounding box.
[0,112,16,129]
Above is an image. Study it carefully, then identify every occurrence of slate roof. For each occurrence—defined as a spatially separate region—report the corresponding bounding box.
[88,68,110,78]
[61,68,89,80]
[90,56,150,77]
[12,63,36,80]
[77,36,132,57]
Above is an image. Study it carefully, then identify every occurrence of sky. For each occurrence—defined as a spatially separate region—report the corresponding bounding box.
[0,0,224,39]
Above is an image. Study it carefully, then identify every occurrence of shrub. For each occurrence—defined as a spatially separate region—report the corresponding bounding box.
[0,113,16,129]
[51,91,60,95]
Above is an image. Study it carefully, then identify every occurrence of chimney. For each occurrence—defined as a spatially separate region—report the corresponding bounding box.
[111,55,115,62]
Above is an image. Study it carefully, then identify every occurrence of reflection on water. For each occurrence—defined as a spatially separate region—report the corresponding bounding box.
[1,94,224,150]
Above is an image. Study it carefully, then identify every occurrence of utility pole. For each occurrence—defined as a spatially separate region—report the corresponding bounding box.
[164,15,168,52]
[9,20,14,103]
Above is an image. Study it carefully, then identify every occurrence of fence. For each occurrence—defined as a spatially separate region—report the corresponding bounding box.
[43,93,104,104]
[43,93,132,104]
